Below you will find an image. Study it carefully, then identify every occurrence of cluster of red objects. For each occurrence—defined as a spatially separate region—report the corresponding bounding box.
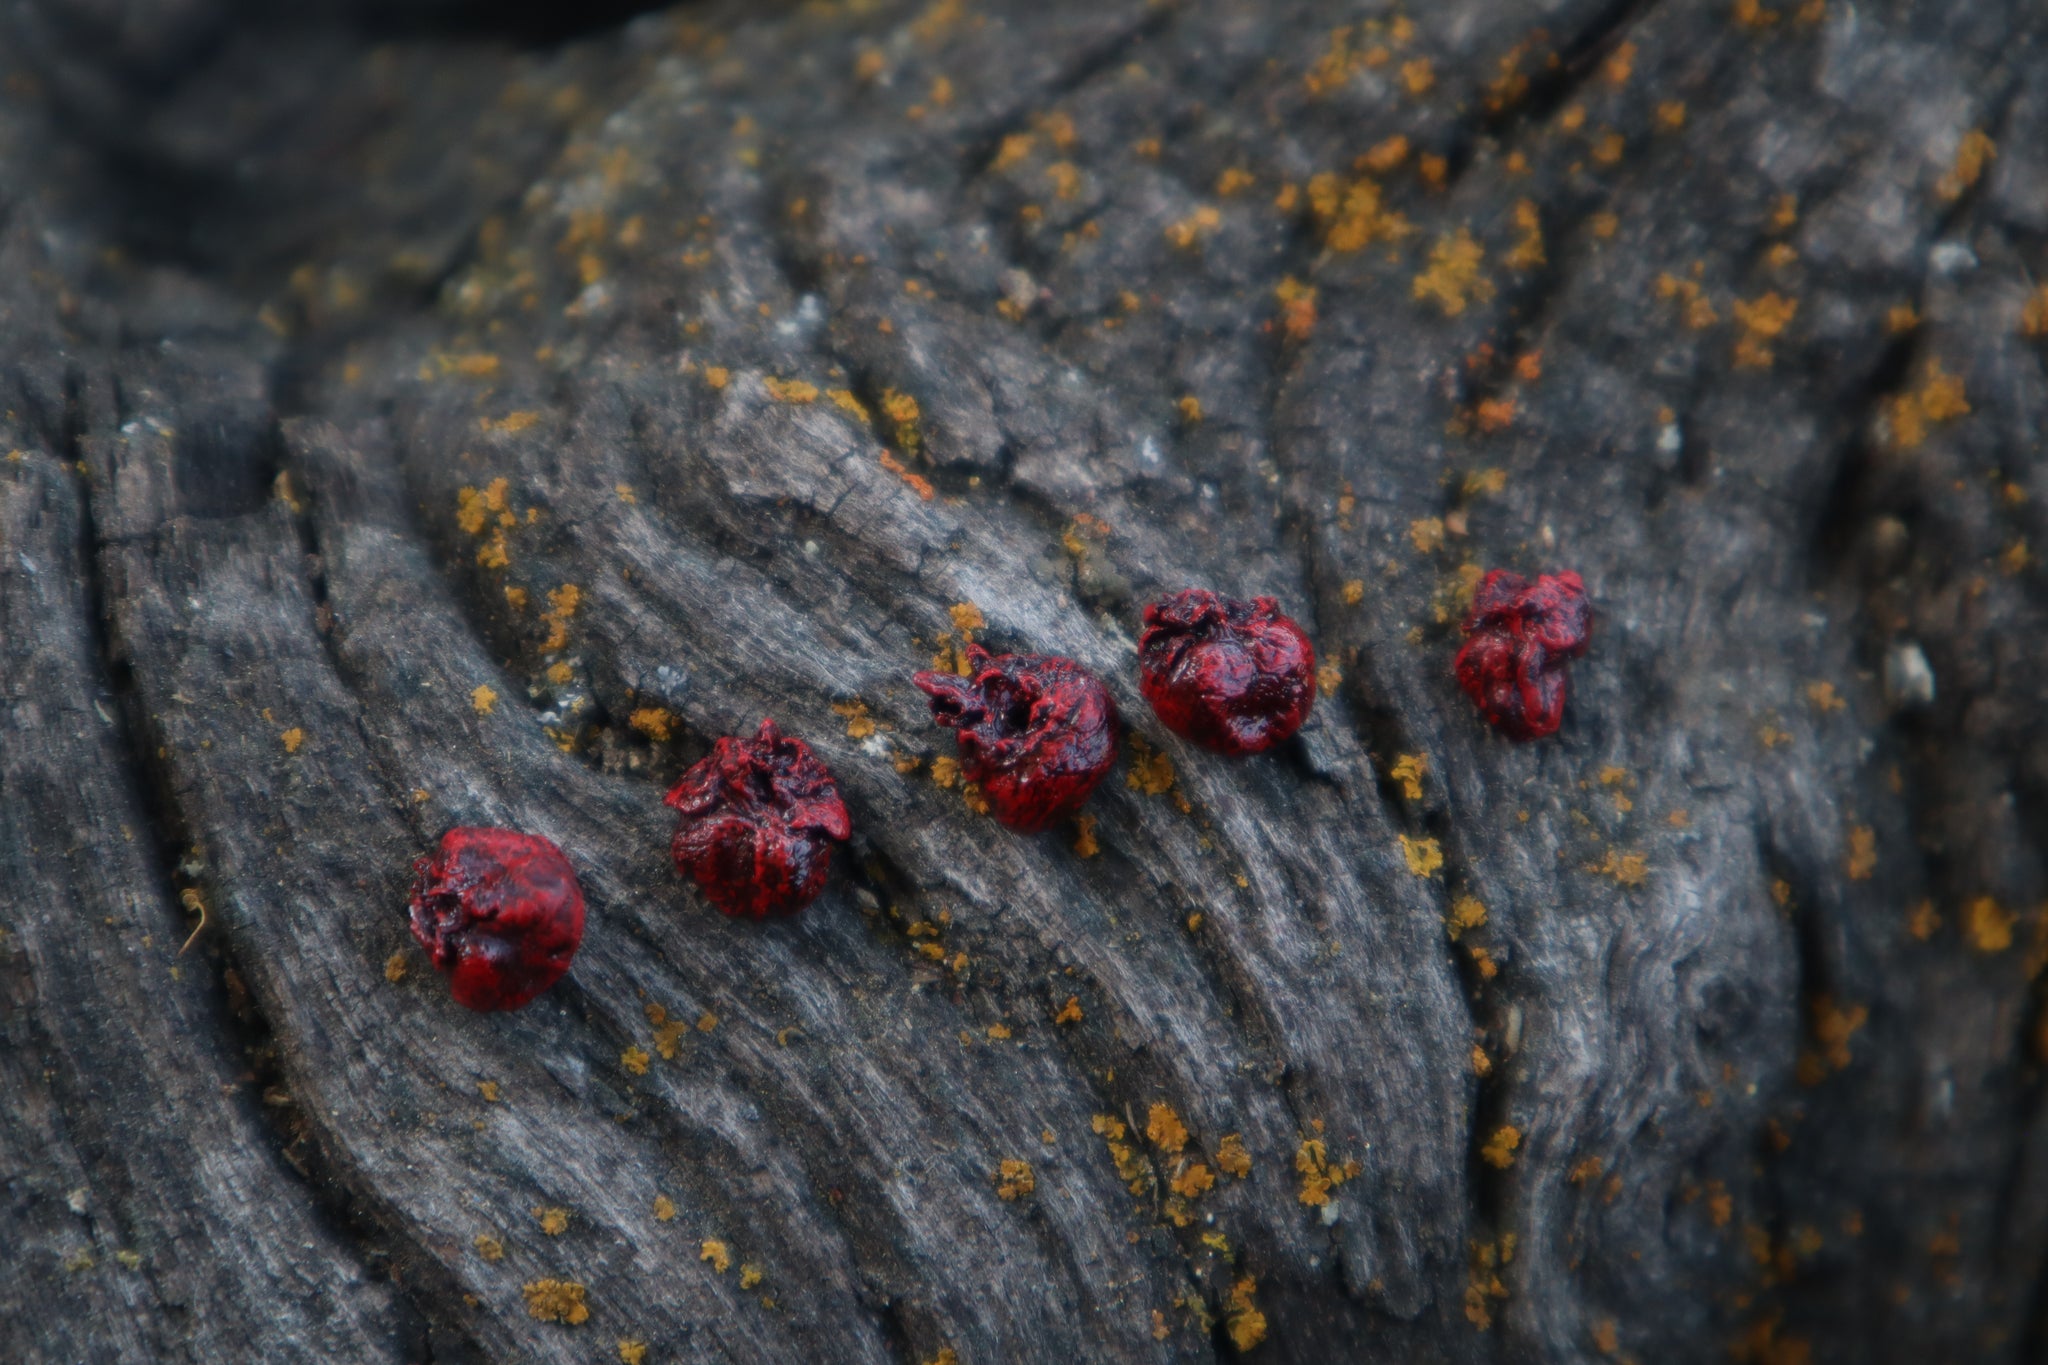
[912,643,1120,832]
[664,718,852,918]
[1138,589,1317,756]
[407,571,1589,1010]
[1453,570,1592,742]
[408,827,585,1012]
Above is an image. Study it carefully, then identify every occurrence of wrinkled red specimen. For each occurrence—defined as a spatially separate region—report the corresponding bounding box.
[666,718,852,918]
[1137,589,1317,755]
[1454,570,1592,741]
[913,643,1119,833]
[409,827,585,1011]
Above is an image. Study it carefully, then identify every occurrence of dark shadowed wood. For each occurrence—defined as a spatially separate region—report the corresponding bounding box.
[5,1,2048,1361]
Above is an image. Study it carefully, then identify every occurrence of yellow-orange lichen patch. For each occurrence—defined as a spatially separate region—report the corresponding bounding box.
[1731,291,1797,369]
[1805,681,1845,713]
[1504,199,1544,271]
[281,727,306,754]
[764,377,819,404]
[1308,173,1411,252]
[653,1195,676,1222]
[2022,286,2048,338]
[1845,825,1877,880]
[1592,849,1648,887]
[1809,996,1868,1073]
[1053,995,1084,1025]
[1400,58,1435,96]
[384,951,409,983]
[1126,736,1177,797]
[1295,1135,1358,1206]
[1966,897,2015,953]
[621,1047,650,1076]
[700,1239,732,1273]
[1360,135,1409,174]
[1225,1278,1268,1350]
[1169,1160,1215,1199]
[628,707,674,742]
[1412,229,1493,316]
[831,699,877,740]
[1936,130,1996,201]
[474,1233,505,1261]
[1146,1102,1190,1154]
[1390,752,1428,800]
[1164,205,1222,250]
[1410,516,1446,553]
[1072,814,1099,858]
[1907,899,1941,942]
[1216,1134,1252,1178]
[522,1279,589,1325]
[995,1158,1036,1200]
[1481,1125,1521,1168]
[1886,359,1970,450]
[1274,276,1318,342]
[1401,835,1444,878]
[536,1207,569,1236]
[1446,895,1487,941]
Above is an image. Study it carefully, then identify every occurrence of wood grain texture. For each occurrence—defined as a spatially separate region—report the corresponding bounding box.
[4,1,2048,1361]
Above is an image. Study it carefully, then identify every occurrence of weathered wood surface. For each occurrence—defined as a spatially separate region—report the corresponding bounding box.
[5,1,2048,1360]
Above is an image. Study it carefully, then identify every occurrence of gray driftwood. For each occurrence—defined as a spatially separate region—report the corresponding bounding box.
[5,0,2048,1360]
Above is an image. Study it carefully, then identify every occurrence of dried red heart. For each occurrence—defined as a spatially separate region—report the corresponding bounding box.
[1138,589,1317,755]
[409,827,585,1011]
[1454,570,1592,741]
[914,643,1119,833]
[667,718,852,918]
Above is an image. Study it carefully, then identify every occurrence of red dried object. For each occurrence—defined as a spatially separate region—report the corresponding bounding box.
[409,827,585,1011]
[1137,589,1317,755]
[1454,570,1592,741]
[913,643,1119,833]
[666,718,852,918]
